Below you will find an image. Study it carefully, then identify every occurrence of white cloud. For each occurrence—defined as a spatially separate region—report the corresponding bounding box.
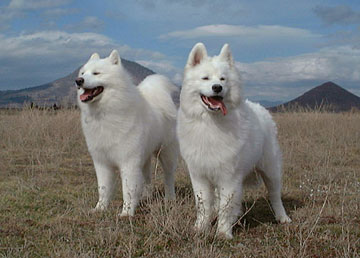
[9,0,70,10]
[160,24,321,40]
[237,45,360,100]
[0,31,166,61]
[239,45,360,84]
[0,30,169,89]
[0,31,113,59]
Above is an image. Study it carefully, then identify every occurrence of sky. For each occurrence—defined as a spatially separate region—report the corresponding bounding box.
[1,0,360,101]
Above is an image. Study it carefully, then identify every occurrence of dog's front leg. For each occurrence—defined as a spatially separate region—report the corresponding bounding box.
[216,176,243,239]
[189,171,214,233]
[119,163,144,217]
[93,161,116,211]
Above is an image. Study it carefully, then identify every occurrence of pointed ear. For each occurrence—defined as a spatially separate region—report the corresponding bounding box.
[89,52,100,61]
[109,50,121,65]
[219,43,234,66]
[186,42,207,68]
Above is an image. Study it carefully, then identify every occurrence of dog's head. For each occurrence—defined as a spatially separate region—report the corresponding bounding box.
[76,50,121,104]
[181,43,243,117]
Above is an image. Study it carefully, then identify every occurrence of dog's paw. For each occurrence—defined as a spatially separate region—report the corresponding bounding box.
[90,202,107,213]
[119,210,135,218]
[119,212,129,218]
[277,215,292,224]
[216,230,234,240]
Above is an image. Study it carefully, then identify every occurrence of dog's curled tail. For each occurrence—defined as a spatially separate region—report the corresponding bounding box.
[138,74,179,120]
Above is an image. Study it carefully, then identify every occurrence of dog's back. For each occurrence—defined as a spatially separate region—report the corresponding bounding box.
[138,74,178,120]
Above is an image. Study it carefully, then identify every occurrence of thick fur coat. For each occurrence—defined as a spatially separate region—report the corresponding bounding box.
[77,50,179,216]
[177,43,291,239]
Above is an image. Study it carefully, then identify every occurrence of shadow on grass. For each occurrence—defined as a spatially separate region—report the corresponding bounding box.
[141,184,194,203]
[137,185,303,232]
[233,197,304,232]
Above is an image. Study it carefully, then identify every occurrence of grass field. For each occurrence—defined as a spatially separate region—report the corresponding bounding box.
[0,108,359,257]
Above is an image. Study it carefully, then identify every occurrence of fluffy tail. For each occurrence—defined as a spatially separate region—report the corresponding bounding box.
[138,74,179,119]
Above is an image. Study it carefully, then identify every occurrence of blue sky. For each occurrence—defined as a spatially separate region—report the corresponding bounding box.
[1,0,360,101]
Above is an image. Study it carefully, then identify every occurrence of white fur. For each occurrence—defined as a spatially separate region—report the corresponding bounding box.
[177,43,291,239]
[77,50,179,216]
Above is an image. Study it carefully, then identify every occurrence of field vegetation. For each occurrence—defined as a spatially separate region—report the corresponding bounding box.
[0,108,359,257]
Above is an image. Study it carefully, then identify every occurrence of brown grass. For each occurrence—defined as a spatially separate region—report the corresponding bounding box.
[0,108,359,257]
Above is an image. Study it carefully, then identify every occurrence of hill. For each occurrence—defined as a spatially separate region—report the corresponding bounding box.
[0,59,155,108]
[270,81,360,112]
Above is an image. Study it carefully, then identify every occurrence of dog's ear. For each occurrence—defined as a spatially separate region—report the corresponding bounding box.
[109,50,121,65]
[89,53,100,61]
[219,43,234,66]
[186,43,207,68]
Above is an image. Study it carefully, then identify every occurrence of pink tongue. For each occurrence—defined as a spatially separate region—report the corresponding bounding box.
[208,97,227,115]
[80,89,92,101]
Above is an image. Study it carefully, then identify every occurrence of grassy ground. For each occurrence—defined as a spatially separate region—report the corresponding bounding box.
[0,108,359,257]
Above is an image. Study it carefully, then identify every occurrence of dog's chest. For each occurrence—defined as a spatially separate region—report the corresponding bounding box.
[179,117,244,169]
[81,112,131,154]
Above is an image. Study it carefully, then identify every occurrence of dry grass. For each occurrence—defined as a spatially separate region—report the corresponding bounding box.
[0,108,359,257]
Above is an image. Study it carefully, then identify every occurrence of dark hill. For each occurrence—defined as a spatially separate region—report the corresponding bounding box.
[0,59,154,108]
[270,81,360,112]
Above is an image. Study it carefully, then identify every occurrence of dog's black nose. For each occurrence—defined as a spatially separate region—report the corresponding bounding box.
[212,84,222,93]
[75,77,84,86]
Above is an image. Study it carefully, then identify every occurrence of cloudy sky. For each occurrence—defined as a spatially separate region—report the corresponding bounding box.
[1,0,360,101]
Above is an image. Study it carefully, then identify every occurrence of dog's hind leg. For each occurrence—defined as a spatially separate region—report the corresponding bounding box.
[93,161,116,211]
[159,142,178,200]
[141,157,152,200]
[258,141,291,224]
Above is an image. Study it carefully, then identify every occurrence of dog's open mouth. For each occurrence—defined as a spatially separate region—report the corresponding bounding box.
[79,86,104,102]
[201,95,227,115]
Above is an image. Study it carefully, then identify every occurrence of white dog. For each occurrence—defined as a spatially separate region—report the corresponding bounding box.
[76,50,179,216]
[177,43,291,239]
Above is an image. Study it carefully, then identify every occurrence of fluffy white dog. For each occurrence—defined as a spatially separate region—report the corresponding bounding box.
[177,43,291,239]
[76,50,179,216]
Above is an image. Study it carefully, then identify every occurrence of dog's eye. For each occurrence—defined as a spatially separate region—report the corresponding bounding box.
[81,72,84,75]
[202,76,209,80]
[220,77,225,81]
[93,72,100,75]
